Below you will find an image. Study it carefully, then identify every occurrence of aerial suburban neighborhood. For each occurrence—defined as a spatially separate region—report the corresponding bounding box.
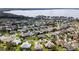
[0,9,79,51]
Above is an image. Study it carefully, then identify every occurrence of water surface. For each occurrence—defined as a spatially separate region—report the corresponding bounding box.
[4,9,79,18]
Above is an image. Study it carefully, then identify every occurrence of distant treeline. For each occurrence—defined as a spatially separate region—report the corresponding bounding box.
[0,13,33,20]
[0,13,79,21]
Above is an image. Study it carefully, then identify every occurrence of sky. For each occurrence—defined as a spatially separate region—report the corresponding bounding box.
[3,9,79,18]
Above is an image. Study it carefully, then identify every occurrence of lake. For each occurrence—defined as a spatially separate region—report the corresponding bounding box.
[3,9,79,18]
